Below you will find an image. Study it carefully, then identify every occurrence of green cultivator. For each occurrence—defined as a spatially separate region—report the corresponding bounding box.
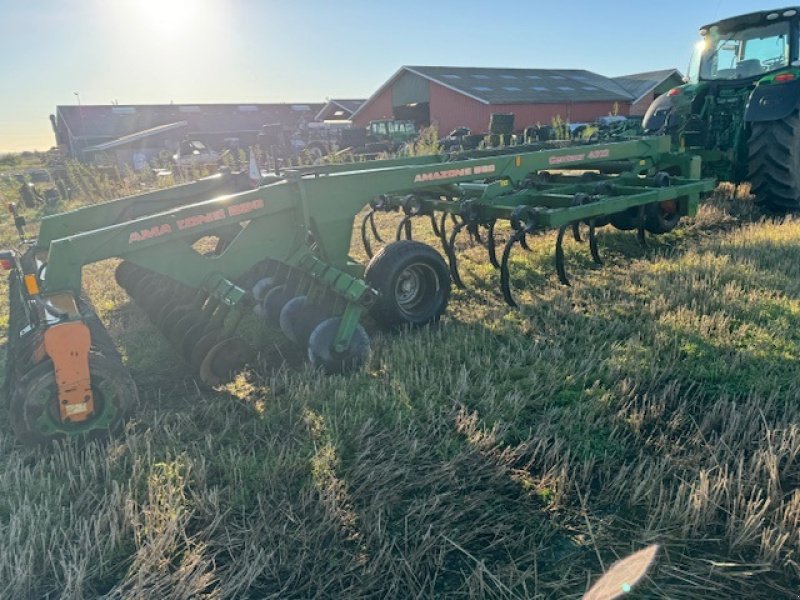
[2,135,715,444]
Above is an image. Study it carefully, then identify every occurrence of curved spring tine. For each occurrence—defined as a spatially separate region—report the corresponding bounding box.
[369,210,384,243]
[555,224,571,286]
[588,218,603,265]
[446,220,468,289]
[396,214,413,241]
[438,211,449,255]
[361,210,374,259]
[636,205,647,247]
[572,221,583,242]
[487,220,499,269]
[519,231,532,251]
[500,231,523,308]
[466,222,482,244]
[430,213,441,237]
[450,213,460,226]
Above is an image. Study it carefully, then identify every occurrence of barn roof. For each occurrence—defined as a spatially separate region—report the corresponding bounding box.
[315,99,366,121]
[55,103,325,142]
[611,69,684,102]
[393,66,633,104]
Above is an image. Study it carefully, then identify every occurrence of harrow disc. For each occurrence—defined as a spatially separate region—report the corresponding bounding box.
[199,337,254,386]
[9,354,137,445]
[308,318,370,374]
[189,327,223,372]
[279,296,329,346]
[261,285,295,327]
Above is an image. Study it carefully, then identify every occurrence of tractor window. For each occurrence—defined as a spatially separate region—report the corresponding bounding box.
[699,21,790,80]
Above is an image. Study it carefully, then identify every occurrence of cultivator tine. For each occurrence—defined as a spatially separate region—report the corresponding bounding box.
[572,222,583,243]
[369,210,384,243]
[445,219,468,289]
[396,214,413,241]
[555,225,570,286]
[360,210,375,258]
[499,230,525,308]
[486,220,500,269]
[438,211,449,255]
[430,213,441,237]
[518,233,531,251]
[636,205,647,247]
[588,219,603,266]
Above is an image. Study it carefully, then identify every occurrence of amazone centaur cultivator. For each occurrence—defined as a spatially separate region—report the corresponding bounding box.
[2,135,714,443]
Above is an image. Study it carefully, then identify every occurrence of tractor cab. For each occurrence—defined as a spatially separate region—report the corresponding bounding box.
[688,8,798,83]
[643,7,800,208]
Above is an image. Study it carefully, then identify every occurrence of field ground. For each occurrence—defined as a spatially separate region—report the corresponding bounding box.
[0,169,798,598]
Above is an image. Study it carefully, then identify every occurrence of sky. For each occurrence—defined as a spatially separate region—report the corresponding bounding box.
[0,0,788,152]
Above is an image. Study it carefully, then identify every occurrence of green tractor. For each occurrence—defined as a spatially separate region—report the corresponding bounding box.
[644,6,800,210]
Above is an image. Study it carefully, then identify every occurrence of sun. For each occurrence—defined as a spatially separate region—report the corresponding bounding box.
[136,0,198,35]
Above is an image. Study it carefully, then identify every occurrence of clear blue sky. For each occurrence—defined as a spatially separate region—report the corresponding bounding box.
[0,0,787,152]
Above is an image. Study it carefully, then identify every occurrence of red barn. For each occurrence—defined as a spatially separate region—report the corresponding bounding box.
[352,66,636,135]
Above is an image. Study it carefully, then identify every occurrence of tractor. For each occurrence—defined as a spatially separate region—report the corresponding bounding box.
[644,6,800,210]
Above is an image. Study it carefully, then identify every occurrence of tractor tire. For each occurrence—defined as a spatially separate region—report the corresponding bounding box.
[748,111,800,211]
[364,241,451,330]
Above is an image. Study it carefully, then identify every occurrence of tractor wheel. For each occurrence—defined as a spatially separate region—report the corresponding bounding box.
[748,111,800,211]
[364,240,451,330]
[9,353,136,445]
[307,318,370,374]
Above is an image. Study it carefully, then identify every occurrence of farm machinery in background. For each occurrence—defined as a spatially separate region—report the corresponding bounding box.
[2,6,800,445]
[258,118,419,165]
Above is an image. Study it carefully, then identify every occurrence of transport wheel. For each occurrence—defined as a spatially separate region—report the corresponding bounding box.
[365,240,451,330]
[261,285,295,327]
[199,337,255,386]
[307,318,370,374]
[644,201,680,234]
[609,208,639,231]
[190,328,223,372]
[9,354,137,445]
[748,110,800,211]
[279,296,329,346]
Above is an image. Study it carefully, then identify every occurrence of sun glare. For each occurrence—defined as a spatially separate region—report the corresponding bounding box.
[140,0,195,33]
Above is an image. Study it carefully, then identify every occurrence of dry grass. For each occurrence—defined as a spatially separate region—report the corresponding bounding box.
[0,172,798,598]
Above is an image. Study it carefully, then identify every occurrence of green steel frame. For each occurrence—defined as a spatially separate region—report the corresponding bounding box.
[26,135,713,353]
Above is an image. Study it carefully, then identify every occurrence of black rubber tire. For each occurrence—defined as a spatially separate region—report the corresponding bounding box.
[279,296,329,346]
[747,112,800,212]
[307,318,370,374]
[364,240,451,330]
[9,353,137,445]
[609,207,640,231]
[644,203,680,234]
[748,111,800,211]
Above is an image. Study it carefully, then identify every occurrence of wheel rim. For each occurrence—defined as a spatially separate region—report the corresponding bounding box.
[394,263,440,318]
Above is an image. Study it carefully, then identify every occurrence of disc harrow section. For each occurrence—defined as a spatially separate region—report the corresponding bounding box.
[1,138,714,444]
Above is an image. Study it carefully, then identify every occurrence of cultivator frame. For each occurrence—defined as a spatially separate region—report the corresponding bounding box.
[4,135,715,443]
